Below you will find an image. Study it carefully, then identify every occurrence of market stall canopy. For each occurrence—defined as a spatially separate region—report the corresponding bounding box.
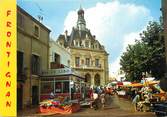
[122,81,131,86]
[128,83,143,87]
[153,83,165,93]
[145,77,155,81]
[106,81,117,87]
[143,80,160,86]
[107,81,131,87]
[117,82,123,86]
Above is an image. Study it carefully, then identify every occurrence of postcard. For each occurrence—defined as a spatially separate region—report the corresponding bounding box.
[0,0,166,116]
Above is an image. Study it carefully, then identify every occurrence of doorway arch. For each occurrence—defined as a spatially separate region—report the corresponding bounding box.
[85,73,91,84]
[94,74,100,86]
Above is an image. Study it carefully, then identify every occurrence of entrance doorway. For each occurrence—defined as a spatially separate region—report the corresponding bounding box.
[85,73,91,84]
[32,86,39,105]
[94,74,100,86]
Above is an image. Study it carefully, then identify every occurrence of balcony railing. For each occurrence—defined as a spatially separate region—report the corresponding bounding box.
[50,62,65,69]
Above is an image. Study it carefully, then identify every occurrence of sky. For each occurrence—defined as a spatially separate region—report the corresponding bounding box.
[17,0,161,76]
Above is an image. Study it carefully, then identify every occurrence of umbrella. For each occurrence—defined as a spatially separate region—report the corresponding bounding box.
[153,83,165,93]
[128,83,143,87]
[143,80,159,86]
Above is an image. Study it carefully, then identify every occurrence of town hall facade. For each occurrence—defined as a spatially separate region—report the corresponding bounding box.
[56,7,109,86]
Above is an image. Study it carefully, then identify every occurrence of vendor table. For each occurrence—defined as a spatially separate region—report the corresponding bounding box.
[39,103,80,114]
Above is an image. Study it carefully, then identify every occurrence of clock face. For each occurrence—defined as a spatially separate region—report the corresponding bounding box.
[160,78,167,92]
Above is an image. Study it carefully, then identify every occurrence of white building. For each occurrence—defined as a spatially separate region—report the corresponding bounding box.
[116,69,125,81]
[49,39,71,68]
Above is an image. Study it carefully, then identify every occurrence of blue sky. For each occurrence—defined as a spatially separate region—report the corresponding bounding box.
[17,0,161,75]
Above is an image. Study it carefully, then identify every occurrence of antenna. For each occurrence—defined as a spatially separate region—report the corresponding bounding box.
[35,2,44,22]
[37,15,43,22]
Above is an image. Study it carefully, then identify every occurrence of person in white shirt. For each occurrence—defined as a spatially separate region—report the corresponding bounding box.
[50,91,55,99]
[93,93,98,100]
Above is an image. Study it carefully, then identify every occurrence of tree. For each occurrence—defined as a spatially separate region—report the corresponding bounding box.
[120,21,165,81]
[120,42,149,81]
[140,21,165,79]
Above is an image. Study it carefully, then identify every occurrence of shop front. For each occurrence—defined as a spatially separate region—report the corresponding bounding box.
[40,68,85,101]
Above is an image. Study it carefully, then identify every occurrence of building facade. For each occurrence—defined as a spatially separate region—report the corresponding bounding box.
[17,6,50,109]
[116,69,125,82]
[56,8,109,86]
[49,39,71,68]
[162,0,167,72]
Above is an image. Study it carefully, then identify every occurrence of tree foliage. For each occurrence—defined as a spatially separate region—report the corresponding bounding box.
[120,21,165,81]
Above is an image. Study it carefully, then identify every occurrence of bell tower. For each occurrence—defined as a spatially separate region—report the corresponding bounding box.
[77,6,86,31]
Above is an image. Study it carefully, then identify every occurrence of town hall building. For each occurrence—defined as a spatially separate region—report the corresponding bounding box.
[56,7,109,86]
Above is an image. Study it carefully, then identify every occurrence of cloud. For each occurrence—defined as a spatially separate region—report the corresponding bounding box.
[63,1,153,76]
[122,32,141,52]
[109,31,141,75]
[109,57,121,75]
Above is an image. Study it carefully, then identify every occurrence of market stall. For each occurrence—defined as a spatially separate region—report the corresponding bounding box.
[39,68,85,114]
[40,68,85,101]
[131,80,164,112]
[115,81,132,99]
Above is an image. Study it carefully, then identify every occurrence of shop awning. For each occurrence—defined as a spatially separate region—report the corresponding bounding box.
[117,82,123,86]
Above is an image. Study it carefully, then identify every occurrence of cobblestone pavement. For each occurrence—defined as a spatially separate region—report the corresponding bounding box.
[18,95,156,117]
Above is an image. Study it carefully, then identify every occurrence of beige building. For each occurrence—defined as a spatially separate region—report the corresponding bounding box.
[17,6,50,109]
[56,8,109,86]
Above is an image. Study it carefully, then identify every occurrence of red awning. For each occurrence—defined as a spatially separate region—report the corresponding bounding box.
[117,82,123,86]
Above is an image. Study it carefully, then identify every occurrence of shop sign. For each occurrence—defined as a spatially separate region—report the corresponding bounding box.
[41,68,73,76]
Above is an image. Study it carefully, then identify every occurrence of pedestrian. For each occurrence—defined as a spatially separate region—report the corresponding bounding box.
[50,91,55,99]
[71,87,75,100]
[89,88,94,108]
[88,87,93,99]
[101,93,105,108]
[92,93,103,110]
[132,90,140,111]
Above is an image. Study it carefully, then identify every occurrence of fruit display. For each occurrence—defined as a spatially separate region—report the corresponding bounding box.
[39,96,72,108]
[39,96,80,114]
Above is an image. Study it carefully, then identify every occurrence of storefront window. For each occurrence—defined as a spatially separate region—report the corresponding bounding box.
[74,83,80,93]
[63,81,69,93]
[55,82,62,93]
[41,82,54,94]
